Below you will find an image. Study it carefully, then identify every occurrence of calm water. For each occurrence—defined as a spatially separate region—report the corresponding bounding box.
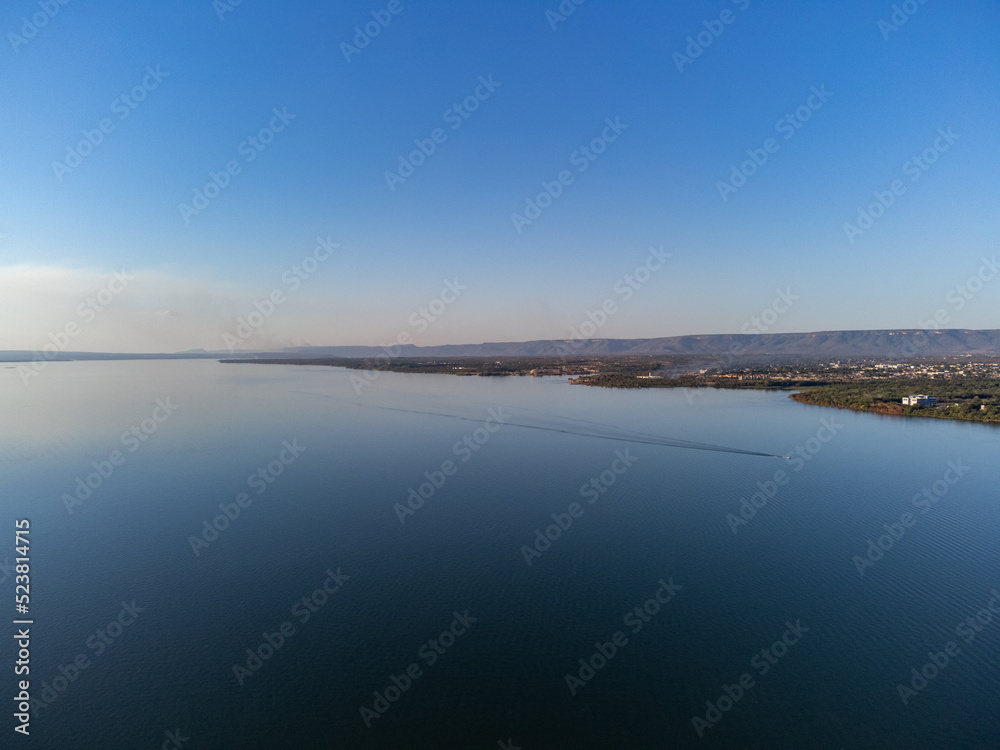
[2,360,998,749]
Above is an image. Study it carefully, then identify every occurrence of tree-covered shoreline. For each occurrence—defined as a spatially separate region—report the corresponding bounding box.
[572,373,1000,424]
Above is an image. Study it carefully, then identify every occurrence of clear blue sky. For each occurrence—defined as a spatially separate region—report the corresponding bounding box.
[1,0,998,352]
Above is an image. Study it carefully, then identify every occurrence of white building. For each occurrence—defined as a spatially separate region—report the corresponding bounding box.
[902,395,937,406]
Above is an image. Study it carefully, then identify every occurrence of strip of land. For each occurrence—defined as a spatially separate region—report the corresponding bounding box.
[221,355,1000,425]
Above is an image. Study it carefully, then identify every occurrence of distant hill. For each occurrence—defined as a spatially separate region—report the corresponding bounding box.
[2,329,998,363]
[279,329,1000,359]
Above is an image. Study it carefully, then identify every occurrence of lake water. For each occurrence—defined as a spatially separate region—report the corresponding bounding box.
[2,359,998,749]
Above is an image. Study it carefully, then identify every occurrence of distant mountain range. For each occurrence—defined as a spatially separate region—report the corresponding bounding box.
[2,329,999,362]
[277,329,1000,358]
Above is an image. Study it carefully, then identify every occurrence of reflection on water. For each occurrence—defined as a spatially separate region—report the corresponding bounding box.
[2,360,998,749]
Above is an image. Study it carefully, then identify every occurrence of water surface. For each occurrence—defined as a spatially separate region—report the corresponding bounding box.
[2,360,998,748]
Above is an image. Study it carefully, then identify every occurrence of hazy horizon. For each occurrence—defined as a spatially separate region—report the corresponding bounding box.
[5,325,1000,359]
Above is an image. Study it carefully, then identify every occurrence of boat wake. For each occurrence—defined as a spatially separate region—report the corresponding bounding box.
[273,385,786,459]
[360,402,787,459]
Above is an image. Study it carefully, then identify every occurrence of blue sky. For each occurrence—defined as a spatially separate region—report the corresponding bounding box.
[1,0,998,352]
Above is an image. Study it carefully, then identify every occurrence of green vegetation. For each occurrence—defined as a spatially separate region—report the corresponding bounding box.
[572,372,1000,424]
[789,379,1000,423]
